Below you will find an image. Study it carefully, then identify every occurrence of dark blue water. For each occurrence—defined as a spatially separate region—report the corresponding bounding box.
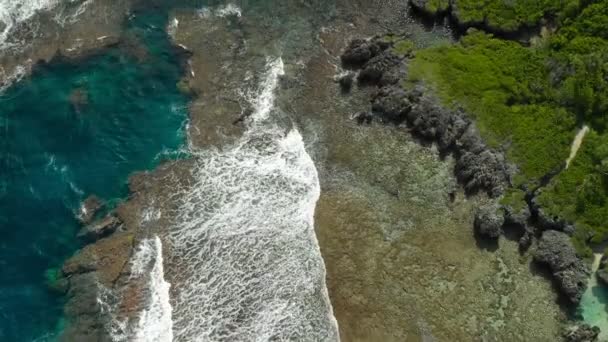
[0,10,188,342]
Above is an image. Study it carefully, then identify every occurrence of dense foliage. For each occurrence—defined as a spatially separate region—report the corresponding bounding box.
[421,0,581,32]
[409,0,608,252]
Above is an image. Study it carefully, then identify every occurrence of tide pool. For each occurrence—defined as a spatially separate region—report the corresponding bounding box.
[0,9,188,342]
[580,254,608,339]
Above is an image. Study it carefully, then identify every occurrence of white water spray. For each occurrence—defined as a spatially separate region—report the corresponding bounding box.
[132,237,173,342]
[197,4,242,19]
[0,0,59,49]
[165,57,339,341]
[101,237,173,342]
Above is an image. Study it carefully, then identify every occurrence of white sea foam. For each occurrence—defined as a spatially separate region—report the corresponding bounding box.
[165,57,339,341]
[0,0,60,49]
[103,237,173,342]
[197,4,242,19]
[215,4,242,18]
[0,64,26,92]
[132,237,173,342]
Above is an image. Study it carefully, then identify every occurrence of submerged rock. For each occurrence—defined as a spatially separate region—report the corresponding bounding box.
[69,88,89,113]
[474,205,504,239]
[534,230,590,304]
[77,215,121,243]
[562,324,600,342]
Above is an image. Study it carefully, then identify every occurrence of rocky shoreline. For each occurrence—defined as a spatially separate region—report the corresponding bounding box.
[2,0,599,340]
[338,34,598,340]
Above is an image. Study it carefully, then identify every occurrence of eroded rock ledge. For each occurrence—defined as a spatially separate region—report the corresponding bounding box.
[339,35,594,337]
[341,36,511,198]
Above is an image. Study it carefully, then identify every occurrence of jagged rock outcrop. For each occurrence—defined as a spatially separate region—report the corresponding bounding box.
[337,72,355,92]
[77,195,103,224]
[474,205,504,239]
[531,197,576,235]
[340,39,382,67]
[534,230,590,304]
[502,202,531,228]
[340,36,510,198]
[77,215,122,243]
[358,51,403,85]
[369,84,509,197]
[597,255,608,286]
[562,324,600,342]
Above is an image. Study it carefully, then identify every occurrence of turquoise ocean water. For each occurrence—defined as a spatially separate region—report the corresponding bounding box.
[0,9,188,341]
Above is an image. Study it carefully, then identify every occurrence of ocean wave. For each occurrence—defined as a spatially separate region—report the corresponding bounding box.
[132,237,173,342]
[100,237,173,342]
[0,0,60,50]
[0,63,26,92]
[165,57,339,341]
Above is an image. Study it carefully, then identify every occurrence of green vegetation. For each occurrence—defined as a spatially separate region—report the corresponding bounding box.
[500,188,527,212]
[417,0,581,32]
[451,0,578,31]
[392,40,415,57]
[426,0,450,13]
[409,31,575,181]
[408,0,608,250]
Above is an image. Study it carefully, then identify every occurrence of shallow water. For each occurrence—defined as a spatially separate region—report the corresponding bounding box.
[580,254,608,340]
[0,9,188,341]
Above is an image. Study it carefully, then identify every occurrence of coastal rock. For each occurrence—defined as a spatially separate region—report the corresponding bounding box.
[474,205,504,239]
[455,150,507,198]
[502,202,531,228]
[77,215,121,243]
[562,324,600,342]
[341,39,377,67]
[337,72,355,92]
[61,272,107,342]
[597,256,608,286]
[352,111,373,125]
[344,39,510,198]
[371,86,412,123]
[596,268,608,286]
[357,51,403,85]
[518,227,534,251]
[77,195,103,224]
[531,197,576,235]
[534,230,590,304]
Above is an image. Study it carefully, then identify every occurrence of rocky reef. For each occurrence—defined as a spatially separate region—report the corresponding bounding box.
[563,324,601,342]
[534,230,590,305]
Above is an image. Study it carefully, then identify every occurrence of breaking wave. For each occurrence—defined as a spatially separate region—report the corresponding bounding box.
[0,0,59,50]
[132,237,173,342]
[100,236,173,342]
[197,3,242,19]
[165,57,339,341]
